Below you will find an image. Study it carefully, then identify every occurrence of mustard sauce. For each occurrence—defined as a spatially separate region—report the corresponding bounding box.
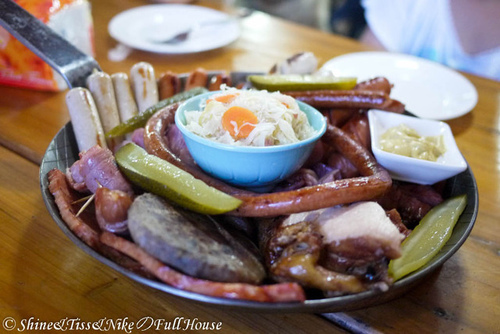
[380,124,446,161]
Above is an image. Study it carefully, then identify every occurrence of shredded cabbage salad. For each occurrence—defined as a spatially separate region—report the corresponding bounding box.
[184,87,315,147]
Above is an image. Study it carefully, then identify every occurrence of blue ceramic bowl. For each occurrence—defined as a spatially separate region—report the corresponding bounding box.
[175,91,327,191]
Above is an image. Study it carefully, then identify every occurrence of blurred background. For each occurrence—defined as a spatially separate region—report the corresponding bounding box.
[227,0,500,81]
[232,0,366,39]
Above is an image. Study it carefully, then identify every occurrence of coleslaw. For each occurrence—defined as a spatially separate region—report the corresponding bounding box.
[184,87,315,147]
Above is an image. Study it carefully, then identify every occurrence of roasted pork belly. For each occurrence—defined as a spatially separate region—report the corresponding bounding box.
[260,201,405,294]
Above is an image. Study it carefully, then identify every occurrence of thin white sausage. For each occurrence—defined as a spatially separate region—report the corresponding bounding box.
[111,72,138,123]
[130,62,159,113]
[65,87,107,151]
[87,72,122,149]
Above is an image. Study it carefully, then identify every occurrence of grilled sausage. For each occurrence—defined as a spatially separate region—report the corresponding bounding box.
[65,87,107,151]
[158,71,181,100]
[208,72,232,91]
[285,90,405,113]
[130,62,159,113]
[111,72,138,123]
[184,67,208,91]
[87,72,122,149]
[144,105,392,217]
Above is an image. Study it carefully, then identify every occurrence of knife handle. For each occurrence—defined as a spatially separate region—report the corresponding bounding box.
[0,0,100,88]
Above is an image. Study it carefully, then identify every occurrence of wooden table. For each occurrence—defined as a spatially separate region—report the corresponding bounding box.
[1,0,499,333]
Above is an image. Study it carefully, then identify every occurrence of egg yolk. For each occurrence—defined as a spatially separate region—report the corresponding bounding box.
[222,106,258,139]
[207,93,238,104]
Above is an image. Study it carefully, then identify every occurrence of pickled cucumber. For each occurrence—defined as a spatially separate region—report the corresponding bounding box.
[389,194,467,281]
[115,143,241,215]
[106,87,208,138]
[248,75,357,91]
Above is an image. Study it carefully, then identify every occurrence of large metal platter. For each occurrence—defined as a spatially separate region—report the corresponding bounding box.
[40,72,478,313]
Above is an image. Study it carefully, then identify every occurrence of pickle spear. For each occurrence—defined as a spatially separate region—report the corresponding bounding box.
[106,87,208,138]
[115,143,242,215]
[388,194,467,281]
[248,74,357,92]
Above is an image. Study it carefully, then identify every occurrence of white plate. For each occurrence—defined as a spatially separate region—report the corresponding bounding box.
[321,52,478,120]
[108,4,240,54]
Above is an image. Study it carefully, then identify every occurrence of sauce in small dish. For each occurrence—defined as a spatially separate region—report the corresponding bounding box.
[368,110,467,185]
[379,123,446,162]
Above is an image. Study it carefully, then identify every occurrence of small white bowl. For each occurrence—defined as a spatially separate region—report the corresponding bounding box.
[368,110,467,185]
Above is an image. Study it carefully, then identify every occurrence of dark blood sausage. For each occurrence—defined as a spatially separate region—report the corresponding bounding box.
[144,106,392,217]
[100,232,306,302]
[285,90,405,113]
[127,193,266,284]
[48,168,154,277]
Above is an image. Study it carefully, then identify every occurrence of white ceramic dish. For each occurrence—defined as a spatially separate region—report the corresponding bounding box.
[108,4,240,54]
[368,110,467,185]
[321,52,478,121]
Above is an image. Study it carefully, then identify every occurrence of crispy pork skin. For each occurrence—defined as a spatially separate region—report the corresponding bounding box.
[312,202,404,279]
[314,202,404,259]
[260,201,405,294]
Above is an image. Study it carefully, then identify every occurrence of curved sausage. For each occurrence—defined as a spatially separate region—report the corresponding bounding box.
[48,168,100,248]
[326,109,355,127]
[100,232,306,302]
[144,106,392,217]
[143,103,253,196]
[65,87,107,151]
[341,111,371,149]
[285,90,405,113]
[232,125,392,217]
